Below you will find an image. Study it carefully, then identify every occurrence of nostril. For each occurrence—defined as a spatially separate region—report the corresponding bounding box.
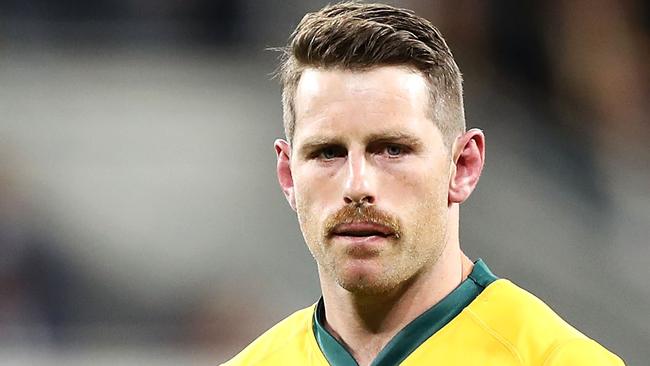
[344,195,375,205]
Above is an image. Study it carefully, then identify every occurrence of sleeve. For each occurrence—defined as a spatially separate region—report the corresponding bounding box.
[543,338,625,366]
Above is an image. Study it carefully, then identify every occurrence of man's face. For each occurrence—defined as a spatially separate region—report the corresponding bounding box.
[288,66,454,294]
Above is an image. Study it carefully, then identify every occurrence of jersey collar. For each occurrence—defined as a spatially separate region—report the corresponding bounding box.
[312,259,498,366]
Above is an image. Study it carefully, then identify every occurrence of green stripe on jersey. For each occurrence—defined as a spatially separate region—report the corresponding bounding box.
[313,259,498,366]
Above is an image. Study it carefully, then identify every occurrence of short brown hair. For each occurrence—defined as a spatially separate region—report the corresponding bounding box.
[277,1,465,146]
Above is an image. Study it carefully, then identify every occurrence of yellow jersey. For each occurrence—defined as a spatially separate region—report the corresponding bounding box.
[222,260,624,365]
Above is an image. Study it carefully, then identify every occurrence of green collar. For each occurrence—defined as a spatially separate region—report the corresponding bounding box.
[313,259,498,366]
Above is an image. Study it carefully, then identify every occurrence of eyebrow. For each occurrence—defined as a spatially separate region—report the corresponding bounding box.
[296,136,344,158]
[296,131,423,157]
[362,131,423,147]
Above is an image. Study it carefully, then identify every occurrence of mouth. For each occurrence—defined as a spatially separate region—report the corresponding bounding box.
[330,222,395,239]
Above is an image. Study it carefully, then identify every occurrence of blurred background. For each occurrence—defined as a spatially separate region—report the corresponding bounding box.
[1,0,648,364]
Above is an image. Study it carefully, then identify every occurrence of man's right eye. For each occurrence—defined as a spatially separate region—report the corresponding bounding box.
[316,146,345,160]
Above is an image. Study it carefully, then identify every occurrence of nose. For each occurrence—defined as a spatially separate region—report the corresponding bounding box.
[343,151,376,206]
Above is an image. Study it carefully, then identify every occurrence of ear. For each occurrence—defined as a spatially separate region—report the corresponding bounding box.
[448,129,485,204]
[275,139,296,211]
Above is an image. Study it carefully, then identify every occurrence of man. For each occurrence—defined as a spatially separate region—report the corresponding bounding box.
[224,2,624,365]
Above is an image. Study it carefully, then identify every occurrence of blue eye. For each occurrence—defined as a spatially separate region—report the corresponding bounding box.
[316,146,345,160]
[386,145,402,156]
[321,148,337,159]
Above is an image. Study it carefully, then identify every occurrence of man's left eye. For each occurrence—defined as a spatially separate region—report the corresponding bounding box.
[386,145,402,156]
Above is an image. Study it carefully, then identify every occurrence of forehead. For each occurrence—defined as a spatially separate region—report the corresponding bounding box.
[293,66,434,144]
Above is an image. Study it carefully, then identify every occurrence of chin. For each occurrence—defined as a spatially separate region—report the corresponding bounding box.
[337,278,398,296]
[335,262,398,295]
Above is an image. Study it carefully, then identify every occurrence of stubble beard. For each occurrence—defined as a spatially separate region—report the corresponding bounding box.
[298,199,449,296]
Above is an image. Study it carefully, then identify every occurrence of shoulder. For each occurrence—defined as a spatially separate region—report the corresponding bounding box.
[542,337,625,365]
[221,304,318,366]
[467,279,583,340]
[464,279,624,365]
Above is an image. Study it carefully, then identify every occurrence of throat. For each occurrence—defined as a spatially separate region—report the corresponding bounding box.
[321,282,422,365]
[322,310,397,366]
[317,255,469,366]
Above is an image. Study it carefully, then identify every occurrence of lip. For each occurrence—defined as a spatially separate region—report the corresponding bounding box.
[331,234,389,244]
[330,234,390,258]
[331,222,394,237]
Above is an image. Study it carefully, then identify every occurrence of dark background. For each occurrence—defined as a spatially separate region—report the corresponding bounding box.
[1,0,648,364]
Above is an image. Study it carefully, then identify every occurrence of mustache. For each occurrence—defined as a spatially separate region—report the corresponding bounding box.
[323,204,402,238]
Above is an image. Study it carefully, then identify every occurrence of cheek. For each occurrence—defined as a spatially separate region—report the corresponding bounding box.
[382,166,448,206]
[294,167,342,210]
[293,178,332,236]
[293,180,317,217]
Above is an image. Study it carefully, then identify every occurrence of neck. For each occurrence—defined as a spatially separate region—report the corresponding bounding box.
[319,248,474,366]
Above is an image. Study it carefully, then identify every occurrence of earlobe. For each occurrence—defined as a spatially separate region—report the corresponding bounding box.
[448,129,485,204]
[275,139,297,211]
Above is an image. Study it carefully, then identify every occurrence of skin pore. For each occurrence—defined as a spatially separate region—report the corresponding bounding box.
[275,66,485,366]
